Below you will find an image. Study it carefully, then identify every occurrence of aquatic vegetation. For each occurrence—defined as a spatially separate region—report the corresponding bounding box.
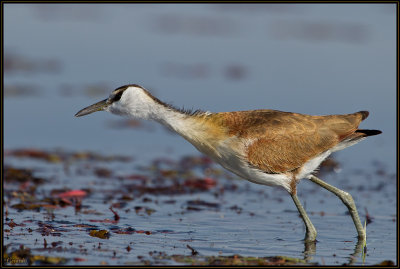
[3,148,395,265]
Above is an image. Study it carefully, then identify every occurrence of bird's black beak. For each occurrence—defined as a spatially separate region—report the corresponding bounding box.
[75,98,108,117]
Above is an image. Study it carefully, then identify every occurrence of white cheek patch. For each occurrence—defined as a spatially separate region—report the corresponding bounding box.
[107,101,130,117]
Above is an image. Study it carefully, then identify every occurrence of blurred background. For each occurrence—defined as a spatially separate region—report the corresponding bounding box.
[3,3,396,265]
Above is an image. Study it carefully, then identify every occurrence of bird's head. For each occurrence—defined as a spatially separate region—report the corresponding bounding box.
[75,84,157,119]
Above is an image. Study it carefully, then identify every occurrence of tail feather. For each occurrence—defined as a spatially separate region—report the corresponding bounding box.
[332,113,380,153]
[355,129,382,137]
[359,111,369,120]
[332,128,381,152]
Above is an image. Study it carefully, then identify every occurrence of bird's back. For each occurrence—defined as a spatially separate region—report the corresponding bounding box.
[200,110,380,175]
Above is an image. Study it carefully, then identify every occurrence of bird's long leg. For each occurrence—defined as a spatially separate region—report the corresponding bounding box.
[308,175,366,240]
[291,193,317,242]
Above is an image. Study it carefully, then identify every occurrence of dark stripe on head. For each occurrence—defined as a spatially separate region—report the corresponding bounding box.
[109,84,141,103]
[110,84,206,117]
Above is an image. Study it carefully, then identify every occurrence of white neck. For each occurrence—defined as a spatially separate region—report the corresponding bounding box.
[107,87,193,136]
[151,102,190,135]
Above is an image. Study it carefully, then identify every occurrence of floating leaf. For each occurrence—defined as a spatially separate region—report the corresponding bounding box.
[184,177,216,190]
[57,190,87,198]
[31,255,67,265]
[4,166,46,184]
[73,257,87,262]
[135,230,152,235]
[11,203,42,211]
[89,229,110,239]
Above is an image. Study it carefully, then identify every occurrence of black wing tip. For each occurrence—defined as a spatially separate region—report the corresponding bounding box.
[356,129,382,136]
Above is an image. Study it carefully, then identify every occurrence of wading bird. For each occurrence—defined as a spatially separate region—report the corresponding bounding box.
[75,84,381,242]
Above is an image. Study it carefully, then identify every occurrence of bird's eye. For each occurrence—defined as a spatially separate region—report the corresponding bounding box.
[112,91,124,102]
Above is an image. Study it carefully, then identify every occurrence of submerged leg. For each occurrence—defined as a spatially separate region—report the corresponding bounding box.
[291,193,317,242]
[308,175,366,240]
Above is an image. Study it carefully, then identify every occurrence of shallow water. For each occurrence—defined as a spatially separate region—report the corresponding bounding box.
[3,150,396,265]
[4,3,396,266]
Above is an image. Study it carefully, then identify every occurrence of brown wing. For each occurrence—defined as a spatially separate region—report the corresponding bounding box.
[215,109,366,174]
